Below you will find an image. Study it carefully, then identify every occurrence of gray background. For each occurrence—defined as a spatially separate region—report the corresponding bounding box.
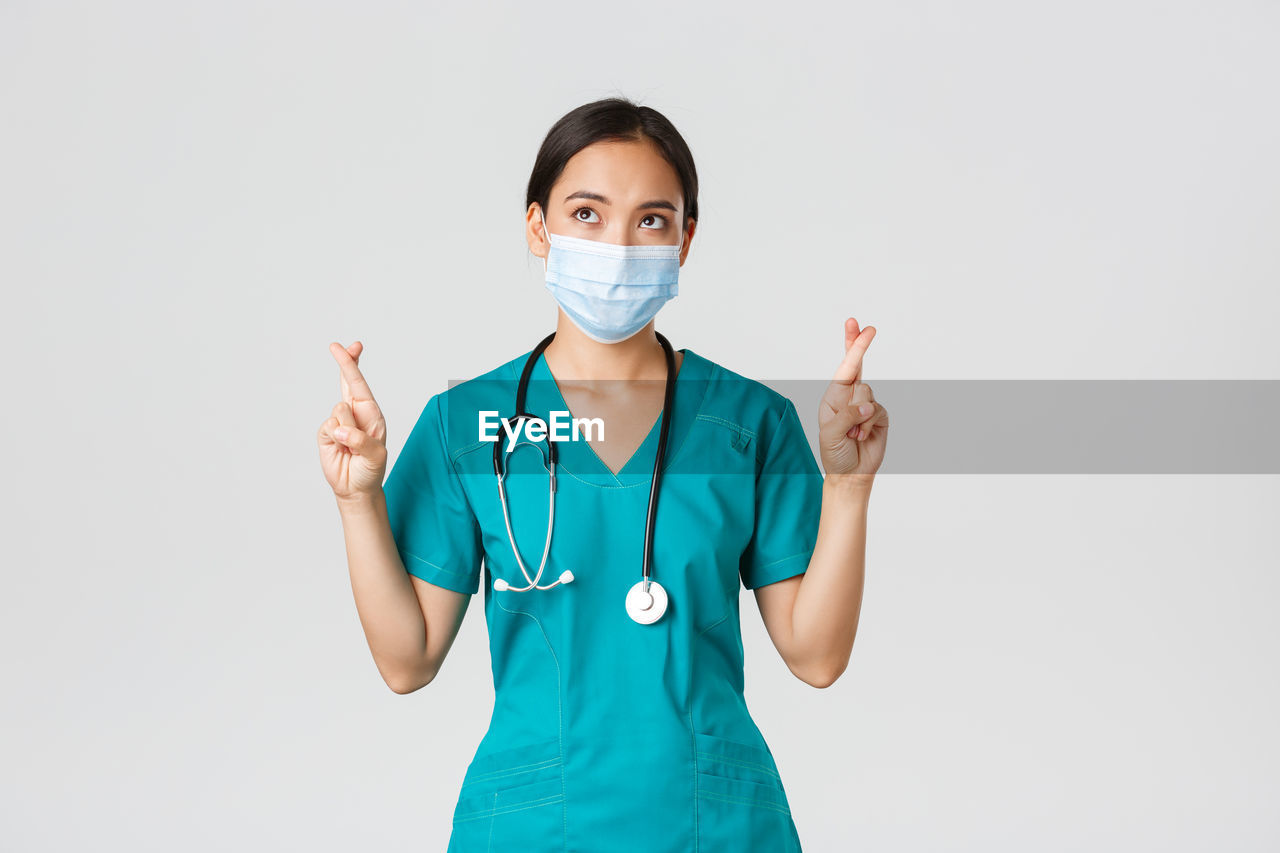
[3,1,1278,850]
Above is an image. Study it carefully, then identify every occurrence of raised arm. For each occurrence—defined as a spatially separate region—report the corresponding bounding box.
[755,319,887,687]
[318,340,470,694]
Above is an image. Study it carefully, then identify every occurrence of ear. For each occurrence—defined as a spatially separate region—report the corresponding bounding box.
[678,217,696,264]
[527,203,550,261]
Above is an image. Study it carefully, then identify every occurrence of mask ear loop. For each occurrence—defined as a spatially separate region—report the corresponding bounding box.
[539,208,551,274]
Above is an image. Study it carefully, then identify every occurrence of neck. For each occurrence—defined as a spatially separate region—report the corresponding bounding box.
[543,312,674,381]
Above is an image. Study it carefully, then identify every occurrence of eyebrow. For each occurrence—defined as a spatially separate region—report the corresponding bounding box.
[563,190,678,213]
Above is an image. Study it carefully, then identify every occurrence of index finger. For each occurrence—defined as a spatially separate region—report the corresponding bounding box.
[329,341,374,405]
[334,341,362,402]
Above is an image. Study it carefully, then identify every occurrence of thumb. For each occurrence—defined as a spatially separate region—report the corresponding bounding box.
[333,424,371,453]
[823,398,872,441]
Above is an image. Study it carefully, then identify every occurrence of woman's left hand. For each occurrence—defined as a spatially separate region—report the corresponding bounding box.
[817,317,889,478]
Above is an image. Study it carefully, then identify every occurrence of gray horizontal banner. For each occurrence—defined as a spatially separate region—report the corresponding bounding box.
[774,379,1280,474]
[443,378,1280,474]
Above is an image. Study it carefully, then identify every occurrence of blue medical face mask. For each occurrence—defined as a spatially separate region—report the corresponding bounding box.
[539,209,682,344]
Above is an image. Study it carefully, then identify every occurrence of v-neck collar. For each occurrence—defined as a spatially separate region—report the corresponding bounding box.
[519,346,710,487]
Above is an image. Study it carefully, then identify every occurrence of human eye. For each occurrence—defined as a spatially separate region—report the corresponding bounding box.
[639,213,668,230]
[571,206,600,224]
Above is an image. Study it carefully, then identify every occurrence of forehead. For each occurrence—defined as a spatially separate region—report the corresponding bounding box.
[551,138,683,208]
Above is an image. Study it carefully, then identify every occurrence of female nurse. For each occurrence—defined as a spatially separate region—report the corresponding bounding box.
[317,98,888,852]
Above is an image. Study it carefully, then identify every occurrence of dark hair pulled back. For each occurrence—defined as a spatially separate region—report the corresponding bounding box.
[525,98,699,230]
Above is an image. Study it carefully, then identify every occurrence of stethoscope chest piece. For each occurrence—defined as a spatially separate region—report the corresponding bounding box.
[625,579,669,624]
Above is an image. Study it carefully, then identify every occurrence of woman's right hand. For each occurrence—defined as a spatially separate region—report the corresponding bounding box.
[319,341,389,503]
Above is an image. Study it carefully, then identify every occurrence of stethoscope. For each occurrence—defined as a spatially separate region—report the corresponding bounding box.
[491,330,677,625]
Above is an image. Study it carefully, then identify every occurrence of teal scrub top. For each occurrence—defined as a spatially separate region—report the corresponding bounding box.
[383,346,825,852]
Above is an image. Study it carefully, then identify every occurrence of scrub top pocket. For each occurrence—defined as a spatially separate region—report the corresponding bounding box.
[694,730,803,851]
[449,737,565,853]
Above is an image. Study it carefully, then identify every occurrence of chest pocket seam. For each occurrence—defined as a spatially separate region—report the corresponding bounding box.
[697,611,730,637]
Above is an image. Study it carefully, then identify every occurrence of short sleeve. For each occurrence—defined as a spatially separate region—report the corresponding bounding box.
[383,393,484,594]
[739,398,825,589]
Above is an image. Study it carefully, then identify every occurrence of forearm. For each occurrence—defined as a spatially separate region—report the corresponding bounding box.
[789,475,871,684]
[337,490,434,691]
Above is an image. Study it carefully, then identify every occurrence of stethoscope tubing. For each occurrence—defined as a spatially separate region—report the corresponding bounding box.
[494,439,558,590]
[641,333,676,592]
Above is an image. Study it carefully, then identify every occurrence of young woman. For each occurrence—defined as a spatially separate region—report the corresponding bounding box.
[318,98,887,852]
